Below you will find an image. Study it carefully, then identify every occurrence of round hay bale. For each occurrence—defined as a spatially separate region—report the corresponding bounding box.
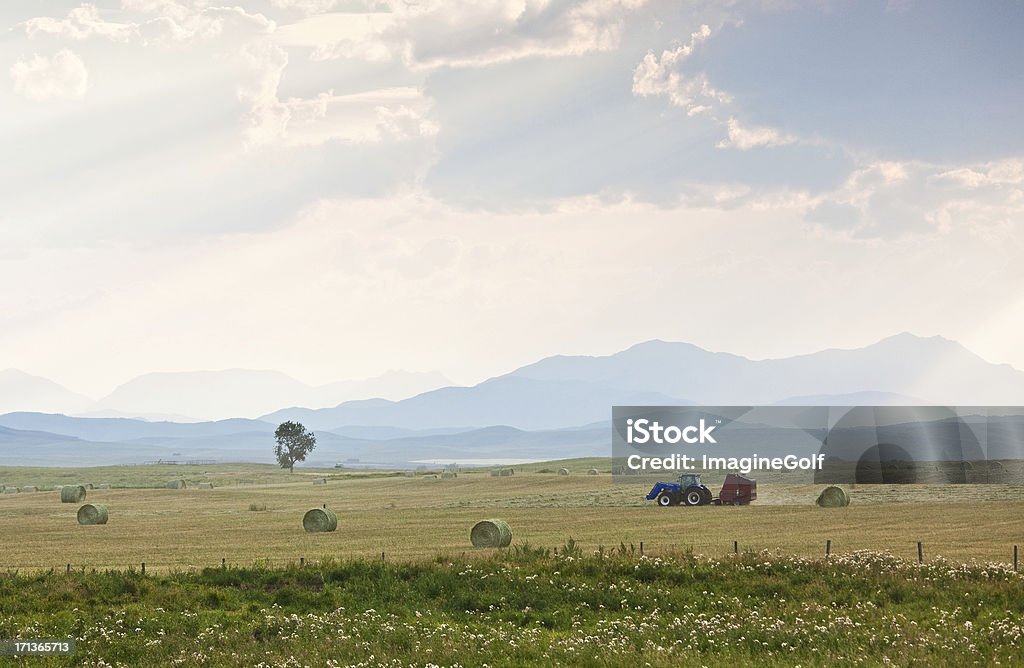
[441,471,457,479]
[61,485,87,503]
[96,484,111,489]
[470,519,512,548]
[558,468,570,476]
[989,461,1006,472]
[816,486,850,507]
[588,468,599,475]
[313,478,327,485]
[2,487,17,494]
[166,480,186,489]
[499,469,514,477]
[490,470,501,477]
[197,482,213,490]
[77,504,109,525]
[302,508,338,533]
[19,486,37,493]
[405,471,417,478]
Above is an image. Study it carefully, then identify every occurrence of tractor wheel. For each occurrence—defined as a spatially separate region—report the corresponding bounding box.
[657,493,675,507]
[684,489,704,506]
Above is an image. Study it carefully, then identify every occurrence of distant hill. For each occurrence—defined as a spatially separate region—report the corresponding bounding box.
[263,333,1024,431]
[508,333,1024,405]
[0,420,607,468]
[0,369,92,415]
[93,369,453,421]
[263,377,685,430]
[5,332,1024,467]
[0,412,275,442]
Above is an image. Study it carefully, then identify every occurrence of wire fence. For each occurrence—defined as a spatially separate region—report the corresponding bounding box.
[5,540,1020,576]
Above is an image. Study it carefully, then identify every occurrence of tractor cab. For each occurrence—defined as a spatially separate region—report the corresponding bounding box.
[678,473,703,487]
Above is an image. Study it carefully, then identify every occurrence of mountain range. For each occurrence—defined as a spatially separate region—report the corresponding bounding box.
[265,333,1024,430]
[0,369,452,421]
[3,332,1024,467]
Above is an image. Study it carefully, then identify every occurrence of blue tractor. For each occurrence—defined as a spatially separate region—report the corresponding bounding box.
[646,472,714,507]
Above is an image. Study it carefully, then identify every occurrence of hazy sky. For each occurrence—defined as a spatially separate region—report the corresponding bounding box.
[2,0,1023,397]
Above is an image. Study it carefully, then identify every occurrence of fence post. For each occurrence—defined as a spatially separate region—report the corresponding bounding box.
[222,558,226,569]
[826,539,831,559]
[734,540,738,555]
[141,562,145,575]
[66,564,71,574]
[300,556,305,567]
[639,542,643,557]
[381,551,385,561]
[917,542,923,563]
[1015,545,1018,573]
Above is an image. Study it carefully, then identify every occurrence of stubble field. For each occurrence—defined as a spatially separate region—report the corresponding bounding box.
[2,461,1023,571]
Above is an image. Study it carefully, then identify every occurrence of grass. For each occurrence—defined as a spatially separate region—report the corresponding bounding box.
[1,550,1022,666]
[2,461,1024,666]
[1,462,1024,570]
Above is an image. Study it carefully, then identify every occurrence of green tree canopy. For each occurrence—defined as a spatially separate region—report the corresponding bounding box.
[274,421,316,472]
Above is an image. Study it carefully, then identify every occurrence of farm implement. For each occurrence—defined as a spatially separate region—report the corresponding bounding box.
[646,472,756,507]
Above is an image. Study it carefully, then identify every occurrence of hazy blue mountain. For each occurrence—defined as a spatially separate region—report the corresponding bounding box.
[0,412,275,442]
[0,420,606,468]
[94,369,452,421]
[0,425,161,467]
[6,333,1024,467]
[772,391,926,406]
[263,377,685,430]
[0,369,92,415]
[262,333,1024,431]
[509,333,1024,406]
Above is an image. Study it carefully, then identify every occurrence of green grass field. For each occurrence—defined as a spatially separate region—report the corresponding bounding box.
[1,549,1022,666]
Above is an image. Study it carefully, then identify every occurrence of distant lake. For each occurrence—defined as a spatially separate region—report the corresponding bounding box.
[410,458,548,467]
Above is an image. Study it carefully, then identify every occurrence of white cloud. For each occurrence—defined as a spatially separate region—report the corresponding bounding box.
[10,49,89,102]
[717,117,797,150]
[21,4,138,42]
[806,158,1024,238]
[239,43,437,148]
[305,0,648,68]
[269,0,342,13]
[631,25,729,115]
[936,160,1024,188]
[19,2,275,45]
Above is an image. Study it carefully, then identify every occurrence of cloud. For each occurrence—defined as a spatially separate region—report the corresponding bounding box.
[239,43,437,148]
[935,160,1024,188]
[268,0,343,13]
[806,159,1024,238]
[20,4,138,42]
[307,0,648,68]
[19,2,275,45]
[631,24,728,115]
[717,117,797,150]
[10,49,89,102]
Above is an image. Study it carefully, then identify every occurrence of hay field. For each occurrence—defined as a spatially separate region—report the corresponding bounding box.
[1,463,1023,571]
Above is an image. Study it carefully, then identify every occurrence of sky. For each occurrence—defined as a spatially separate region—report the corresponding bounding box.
[1,0,1023,397]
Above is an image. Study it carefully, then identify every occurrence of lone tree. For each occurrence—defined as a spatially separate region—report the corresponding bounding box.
[274,421,317,472]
